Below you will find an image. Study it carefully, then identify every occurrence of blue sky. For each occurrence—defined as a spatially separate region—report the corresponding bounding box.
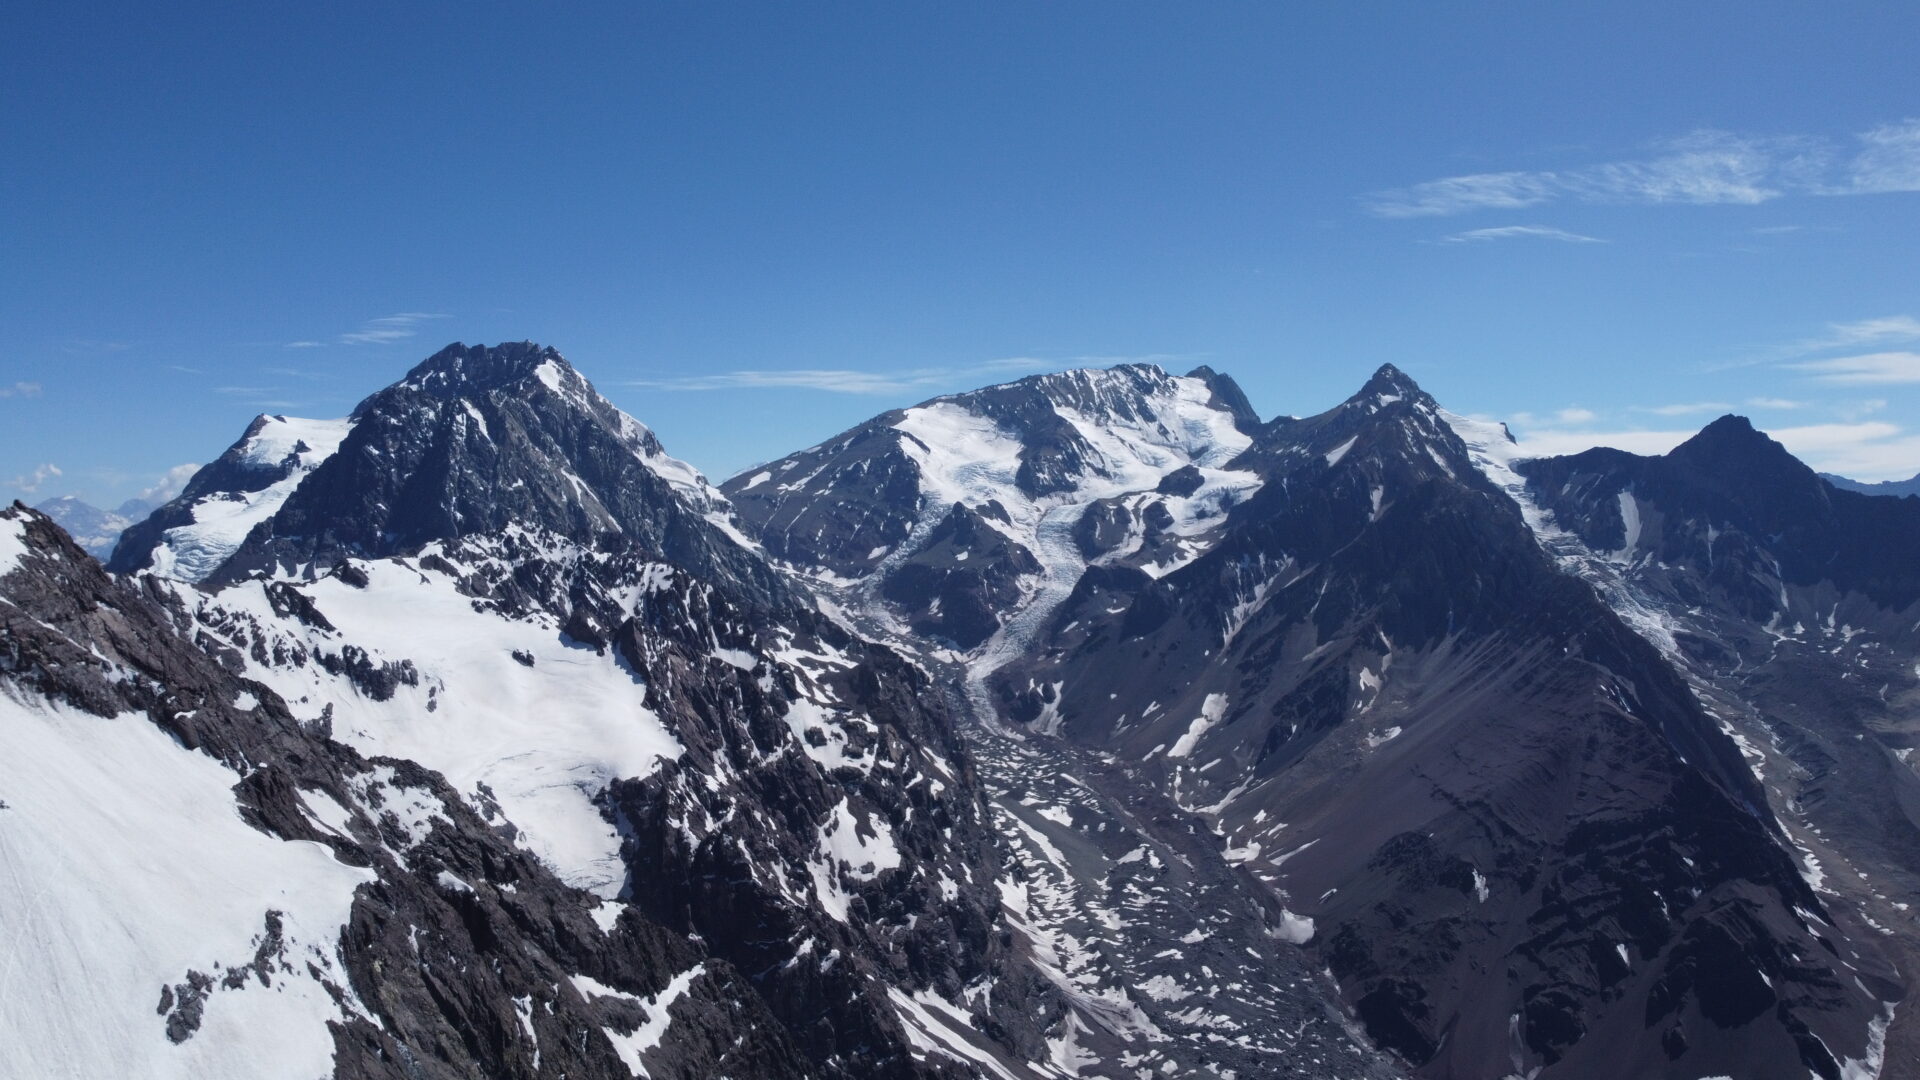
[7,3,1920,507]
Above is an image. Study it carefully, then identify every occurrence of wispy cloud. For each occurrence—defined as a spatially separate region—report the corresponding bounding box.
[288,312,450,348]
[339,312,449,345]
[58,340,131,357]
[1366,121,1920,218]
[1437,225,1607,244]
[1639,401,1733,416]
[1773,422,1920,480]
[1787,351,1920,384]
[1508,406,1600,426]
[626,354,1194,395]
[212,385,303,410]
[10,463,62,494]
[1706,313,1920,374]
[1786,315,1920,355]
[1510,427,1698,458]
[0,381,43,399]
[133,463,199,506]
[1636,396,1802,417]
[1850,120,1920,193]
[630,369,969,394]
[1759,315,1920,384]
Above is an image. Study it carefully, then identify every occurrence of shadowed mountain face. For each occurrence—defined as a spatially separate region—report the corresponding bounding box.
[981,371,1890,1079]
[1516,418,1920,1074]
[737,362,1902,1079]
[1523,416,1920,618]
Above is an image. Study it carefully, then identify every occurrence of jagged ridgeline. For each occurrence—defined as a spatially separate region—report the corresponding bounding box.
[6,341,1917,1080]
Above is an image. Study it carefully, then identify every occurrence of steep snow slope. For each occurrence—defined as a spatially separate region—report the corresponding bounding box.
[0,695,372,1080]
[155,539,684,897]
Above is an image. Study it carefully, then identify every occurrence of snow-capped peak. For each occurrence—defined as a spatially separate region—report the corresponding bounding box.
[117,413,354,582]
[116,343,758,585]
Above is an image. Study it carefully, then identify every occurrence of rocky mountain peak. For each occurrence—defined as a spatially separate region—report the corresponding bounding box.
[386,340,571,400]
[1667,413,1804,475]
[1657,415,1837,525]
[1353,362,1431,406]
[110,343,775,596]
[357,340,623,439]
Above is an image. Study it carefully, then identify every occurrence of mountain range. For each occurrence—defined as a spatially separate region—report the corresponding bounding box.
[5,341,1917,1079]
[1822,472,1920,499]
[32,492,165,560]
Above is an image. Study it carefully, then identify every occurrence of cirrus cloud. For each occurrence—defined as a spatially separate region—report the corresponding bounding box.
[1366,121,1920,218]
[1438,225,1607,244]
[1786,351,1920,384]
[287,312,451,348]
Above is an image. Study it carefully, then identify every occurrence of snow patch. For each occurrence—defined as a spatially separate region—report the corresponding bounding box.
[0,512,31,577]
[1168,693,1228,758]
[571,965,707,1077]
[184,556,682,897]
[1270,910,1315,944]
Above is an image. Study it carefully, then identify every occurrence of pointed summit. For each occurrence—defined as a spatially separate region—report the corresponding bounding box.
[1185,364,1262,431]
[364,340,603,423]
[1357,362,1427,402]
[395,340,562,395]
[113,343,777,593]
[1667,413,1806,478]
[1684,412,1762,443]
